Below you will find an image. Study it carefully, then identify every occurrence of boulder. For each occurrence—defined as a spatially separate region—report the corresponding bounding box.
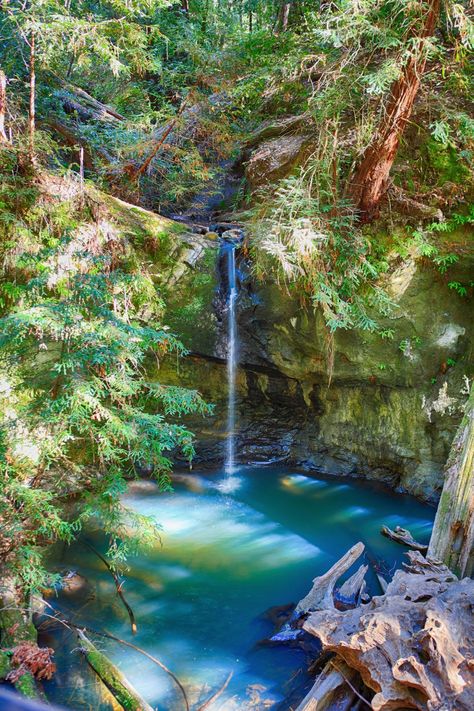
[244,113,310,149]
[245,134,313,188]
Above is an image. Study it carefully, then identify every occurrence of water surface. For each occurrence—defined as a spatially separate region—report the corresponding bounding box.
[43,466,434,710]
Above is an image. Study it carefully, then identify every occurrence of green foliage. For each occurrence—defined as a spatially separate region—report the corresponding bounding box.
[1,0,473,589]
[410,207,474,297]
[0,179,210,590]
[249,158,396,335]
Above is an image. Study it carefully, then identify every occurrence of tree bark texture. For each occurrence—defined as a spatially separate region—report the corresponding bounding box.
[350,0,441,221]
[0,70,7,141]
[428,387,474,577]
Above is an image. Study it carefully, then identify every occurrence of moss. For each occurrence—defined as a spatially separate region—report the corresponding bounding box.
[424,137,470,187]
[86,650,137,709]
[0,651,10,679]
[164,246,219,352]
[14,672,38,699]
[79,634,149,711]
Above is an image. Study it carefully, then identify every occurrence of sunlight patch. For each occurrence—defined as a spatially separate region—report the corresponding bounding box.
[124,492,320,573]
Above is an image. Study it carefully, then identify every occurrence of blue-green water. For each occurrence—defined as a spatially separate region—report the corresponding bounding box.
[43,466,434,710]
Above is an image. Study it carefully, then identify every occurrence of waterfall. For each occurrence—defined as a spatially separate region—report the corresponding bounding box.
[225,243,238,475]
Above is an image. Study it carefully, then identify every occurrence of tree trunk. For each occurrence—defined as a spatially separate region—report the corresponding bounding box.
[275,1,291,32]
[350,0,440,222]
[181,0,189,13]
[0,70,7,141]
[28,31,36,163]
[428,387,474,577]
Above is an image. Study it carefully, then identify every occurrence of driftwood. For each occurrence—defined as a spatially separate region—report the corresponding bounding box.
[374,572,388,594]
[269,543,365,646]
[303,553,474,711]
[338,564,367,599]
[381,525,428,553]
[295,542,365,615]
[77,630,153,711]
[295,659,361,711]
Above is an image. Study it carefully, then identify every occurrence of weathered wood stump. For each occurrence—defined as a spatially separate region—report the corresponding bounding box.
[303,553,474,710]
[428,386,474,577]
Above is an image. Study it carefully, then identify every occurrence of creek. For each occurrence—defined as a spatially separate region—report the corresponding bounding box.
[42,465,433,710]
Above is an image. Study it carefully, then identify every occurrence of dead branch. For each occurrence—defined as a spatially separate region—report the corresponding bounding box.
[196,671,233,711]
[130,99,188,180]
[83,540,137,635]
[381,525,428,553]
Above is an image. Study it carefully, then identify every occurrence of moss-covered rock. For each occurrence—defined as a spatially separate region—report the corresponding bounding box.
[156,216,473,502]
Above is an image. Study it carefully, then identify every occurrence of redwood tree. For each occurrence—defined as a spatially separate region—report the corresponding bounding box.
[0,70,7,141]
[28,30,36,162]
[350,0,441,222]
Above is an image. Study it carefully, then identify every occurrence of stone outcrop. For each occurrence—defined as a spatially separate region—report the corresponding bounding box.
[161,231,473,501]
[245,133,313,188]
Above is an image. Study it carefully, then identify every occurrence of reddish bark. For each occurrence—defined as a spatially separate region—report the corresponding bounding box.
[350,0,441,222]
[0,69,7,141]
[29,31,36,162]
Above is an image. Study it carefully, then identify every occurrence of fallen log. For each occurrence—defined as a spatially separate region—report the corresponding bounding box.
[295,659,360,711]
[77,629,153,711]
[34,601,190,711]
[57,79,126,122]
[43,117,113,168]
[381,525,428,553]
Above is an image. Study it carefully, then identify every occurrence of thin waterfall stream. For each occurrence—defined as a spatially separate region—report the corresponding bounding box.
[225,241,238,477]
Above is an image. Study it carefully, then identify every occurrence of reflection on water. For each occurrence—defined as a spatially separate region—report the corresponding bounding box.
[43,466,434,710]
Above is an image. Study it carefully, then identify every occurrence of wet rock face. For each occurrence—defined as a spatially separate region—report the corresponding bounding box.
[233,249,473,501]
[159,226,473,502]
